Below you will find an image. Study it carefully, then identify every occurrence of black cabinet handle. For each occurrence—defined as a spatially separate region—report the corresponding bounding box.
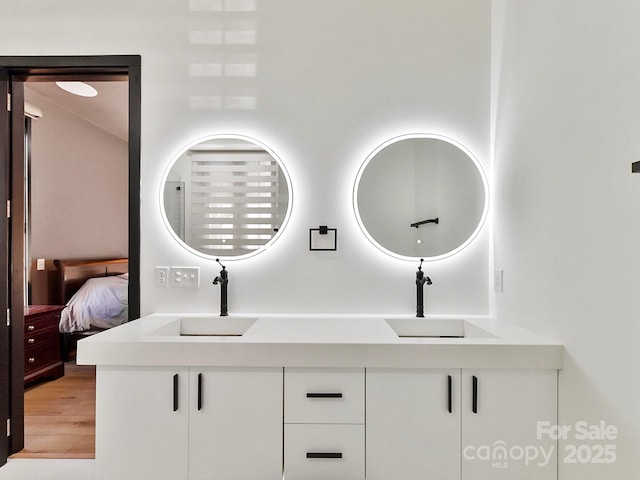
[472,375,478,414]
[197,373,203,411]
[306,393,343,398]
[306,452,343,459]
[447,375,452,413]
[173,374,179,412]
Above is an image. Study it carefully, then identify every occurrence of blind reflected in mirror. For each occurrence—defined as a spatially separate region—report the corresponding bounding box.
[161,135,292,259]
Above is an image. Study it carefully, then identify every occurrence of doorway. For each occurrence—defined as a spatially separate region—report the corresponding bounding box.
[22,75,126,458]
[0,55,141,465]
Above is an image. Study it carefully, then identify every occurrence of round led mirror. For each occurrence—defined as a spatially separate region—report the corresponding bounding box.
[354,134,488,260]
[161,135,292,260]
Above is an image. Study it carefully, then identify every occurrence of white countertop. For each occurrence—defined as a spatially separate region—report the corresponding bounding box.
[76,314,563,369]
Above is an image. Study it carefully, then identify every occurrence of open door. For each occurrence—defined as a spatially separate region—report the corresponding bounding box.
[0,55,141,461]
[0,68,26,466]
[0,72,27,462]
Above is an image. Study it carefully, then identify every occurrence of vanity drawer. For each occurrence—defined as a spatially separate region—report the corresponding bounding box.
[284,368,364,424]
[284,424,364,480]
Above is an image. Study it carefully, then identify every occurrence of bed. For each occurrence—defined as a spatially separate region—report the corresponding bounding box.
[54,258,129,359]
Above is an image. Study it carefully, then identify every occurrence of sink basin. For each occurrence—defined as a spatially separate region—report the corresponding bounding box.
[179,316,258,337]
[385,318,494,339]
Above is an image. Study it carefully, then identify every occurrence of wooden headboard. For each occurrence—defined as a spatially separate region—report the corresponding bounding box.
[53,258,128,304]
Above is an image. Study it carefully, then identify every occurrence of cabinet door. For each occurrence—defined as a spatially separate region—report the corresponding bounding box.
[95,366,189,480]
[188,367,283,480]
[462,369,557,480]
[366,368,461,480]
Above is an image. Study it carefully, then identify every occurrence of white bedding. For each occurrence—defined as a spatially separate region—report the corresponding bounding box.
[59,273,128,333]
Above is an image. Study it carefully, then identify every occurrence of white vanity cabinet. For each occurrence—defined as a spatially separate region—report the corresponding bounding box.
[82,315,562,480]
[96,366,190,480]
[284,367,365,480]
[366,368,462,480]
[95,365,283,480]
[366,368,557,480]
[461,369,557,480]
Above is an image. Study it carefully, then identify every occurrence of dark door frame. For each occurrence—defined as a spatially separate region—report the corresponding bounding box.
[0,63,12,468]
[0,55,141,461]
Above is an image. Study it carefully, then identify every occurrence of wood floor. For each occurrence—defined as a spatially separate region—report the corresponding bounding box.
[12,362,96,459]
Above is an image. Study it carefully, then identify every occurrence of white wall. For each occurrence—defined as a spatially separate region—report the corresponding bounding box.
[0,0,492,316]
[26,88,128,260]
[492,0,640,478]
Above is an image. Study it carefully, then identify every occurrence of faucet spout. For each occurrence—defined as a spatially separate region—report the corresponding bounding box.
[213,258,229,316]
[415,258,432,318]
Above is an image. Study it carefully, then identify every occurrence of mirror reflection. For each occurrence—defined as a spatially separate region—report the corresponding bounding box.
[354,134,488,260]
[161,136,291,259]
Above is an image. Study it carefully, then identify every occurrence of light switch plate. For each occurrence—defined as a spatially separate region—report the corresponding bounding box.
[171,267,200,288]
[36,258,46,271]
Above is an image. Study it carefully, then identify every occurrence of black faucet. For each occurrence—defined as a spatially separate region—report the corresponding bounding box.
[213,258,229,316]
[416,258,432,318]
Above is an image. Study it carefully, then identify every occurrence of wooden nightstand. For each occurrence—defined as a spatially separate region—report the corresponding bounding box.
[24,305,66,385]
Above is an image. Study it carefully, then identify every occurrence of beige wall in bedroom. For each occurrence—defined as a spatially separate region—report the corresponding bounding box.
[26,88,128,303]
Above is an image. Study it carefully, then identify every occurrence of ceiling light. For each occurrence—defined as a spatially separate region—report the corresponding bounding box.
[55,81,98,97]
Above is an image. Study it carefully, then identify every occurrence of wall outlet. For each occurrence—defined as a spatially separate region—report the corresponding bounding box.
[171,267,200,288]
[155,266,170,288]
[494,269,504,293]
[36,258,46,271]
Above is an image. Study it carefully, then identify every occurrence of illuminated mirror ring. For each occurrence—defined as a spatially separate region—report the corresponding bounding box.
[353,133,489,261]
[160,134,293,260]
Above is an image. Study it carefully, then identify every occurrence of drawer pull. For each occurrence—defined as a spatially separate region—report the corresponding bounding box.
[27,325,35,331]
[306,452,343,459]
[28,357,36,363]
[306,393,343,399]
[173,374,179,412]
[27,338,35,344]
[472,375,478,414]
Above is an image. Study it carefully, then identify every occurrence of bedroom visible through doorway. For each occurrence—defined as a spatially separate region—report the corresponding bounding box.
[25,79,129,308]
[20,74,128,459]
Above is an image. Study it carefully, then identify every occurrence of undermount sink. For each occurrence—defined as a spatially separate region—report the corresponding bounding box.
[385,318,494,339]
[179,316,258,337]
